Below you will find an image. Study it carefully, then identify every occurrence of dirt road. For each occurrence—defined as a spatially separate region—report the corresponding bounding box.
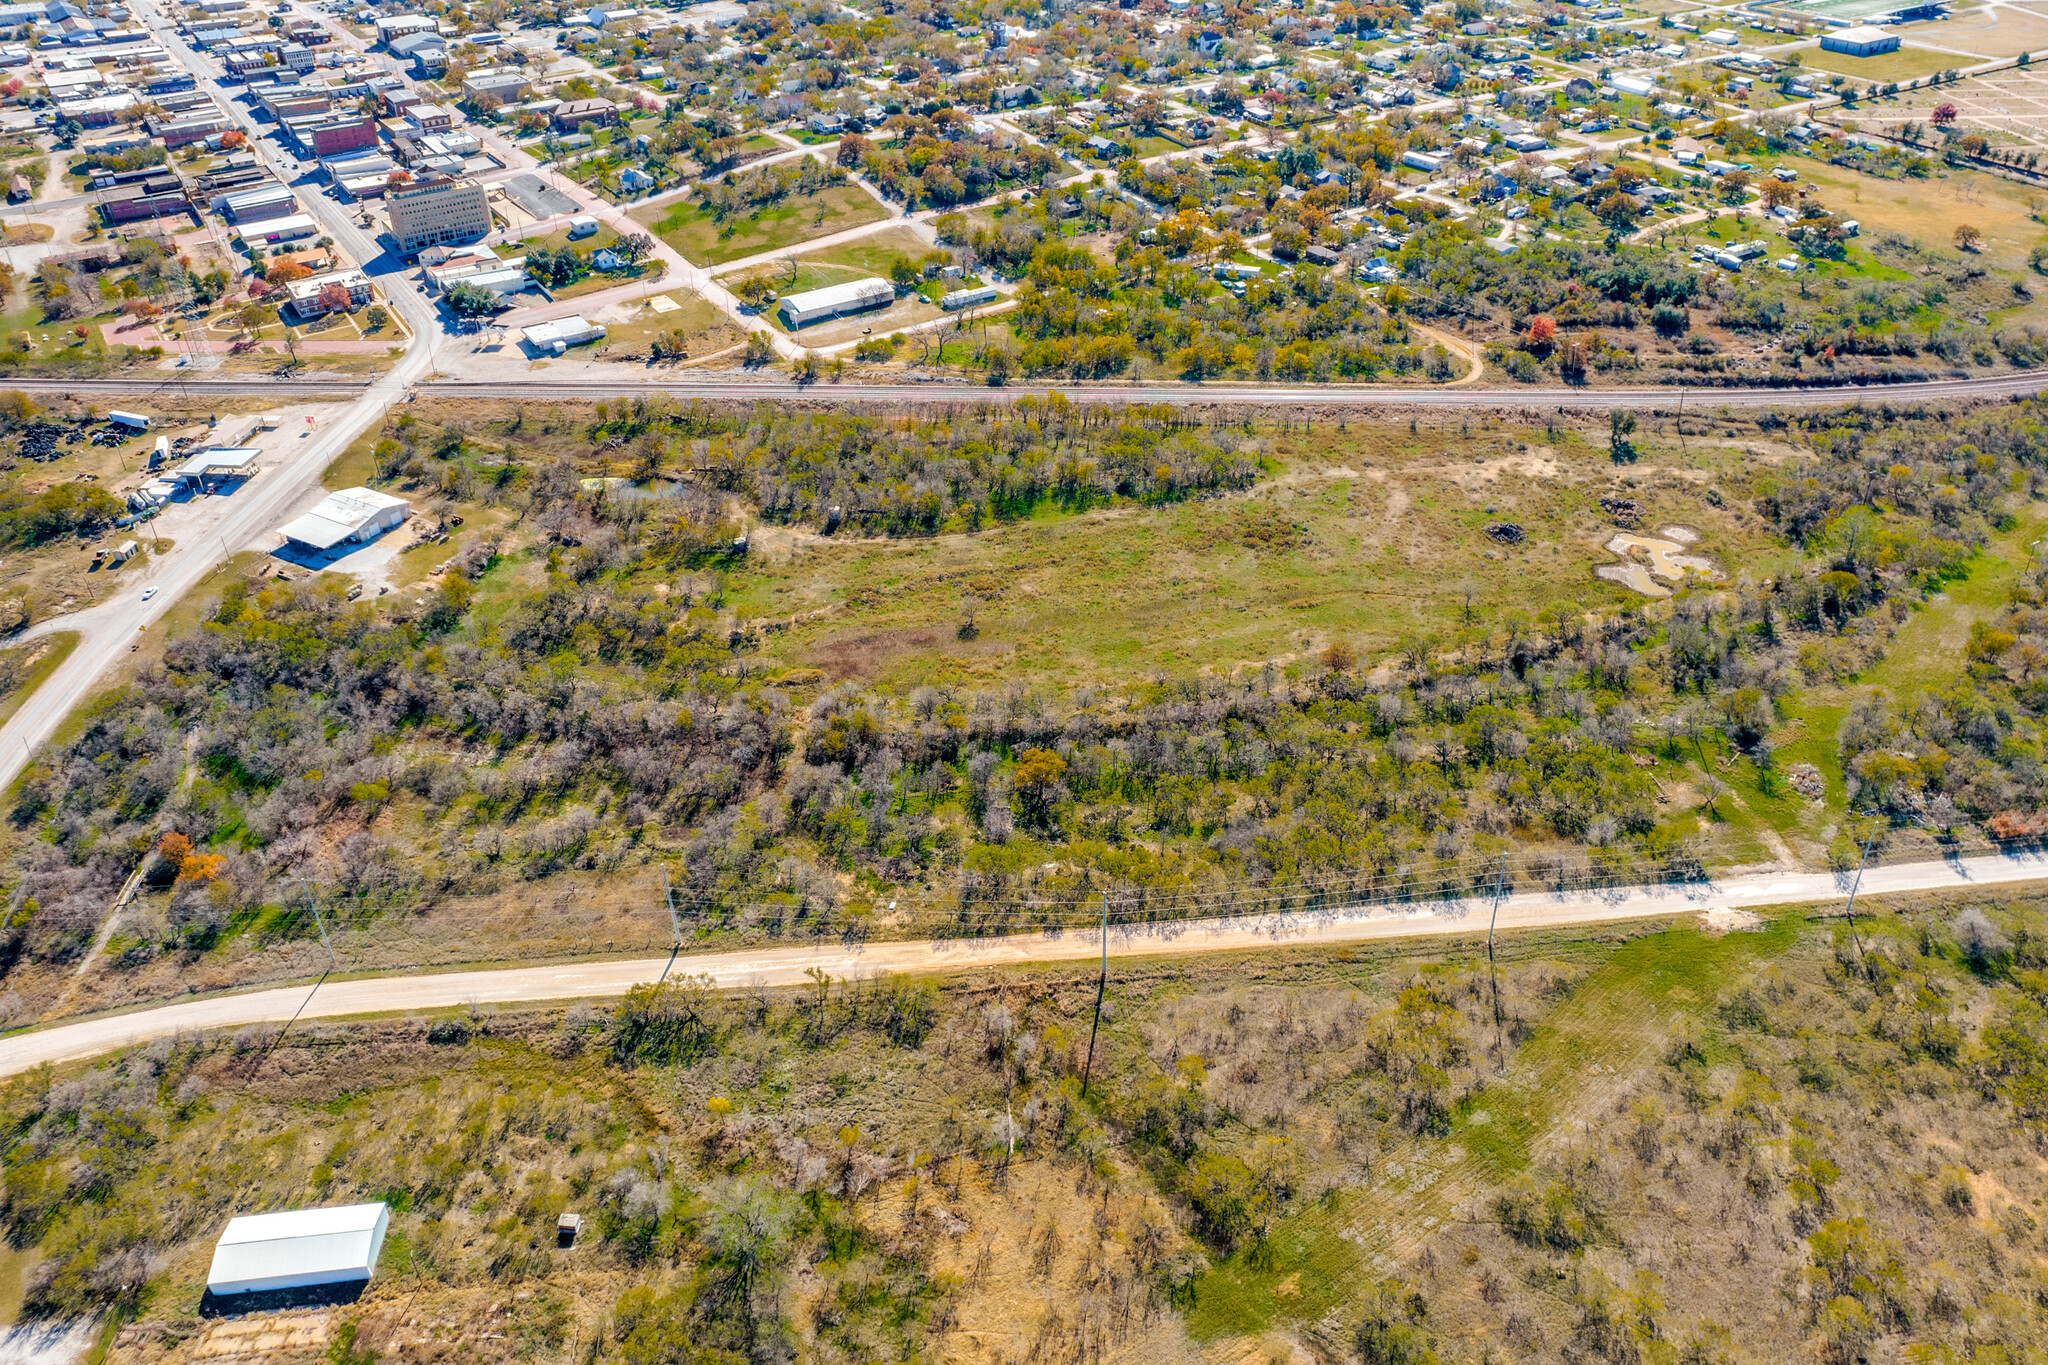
[1,847,2040,1079]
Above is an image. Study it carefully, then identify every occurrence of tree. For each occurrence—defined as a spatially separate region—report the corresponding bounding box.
[444,282,501,317]
[836,132,873,170]
[1595,191,1639,231]
[1354,1279,1437,1365]
[1525,314,1556,349]
[1953,223,1983,251]
[732,273,774,309]
[313,282,353,315]
[264,262,311,285]
[742,330,775,366]
[1014,747,1067,826]
[614,232,653,265]
[1608,409,1638,464]
[888,254,922,290]
[795,349,820,384]
[1759,178,1796,210]
[1931,101,1958,125]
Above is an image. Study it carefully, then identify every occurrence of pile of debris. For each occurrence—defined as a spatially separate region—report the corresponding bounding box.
[1484,522,1525,545]
[1785,763,1826,802]
[16,421,81,462]
[1600,496,1642,527]
[89,425,130,448]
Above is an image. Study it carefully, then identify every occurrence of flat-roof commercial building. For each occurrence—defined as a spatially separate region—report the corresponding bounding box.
[386,174,491,253]
[277,486,410,552]
[219,181,299,223]
[499,172,578,219]
[550,97,617,130]
[102,181,191,224]
[523,315,606,353]
[373,13,434,43]
[1820,24,1899,54]
[281,268,373,321]
[777,277,893,329]
[207,1203,389,1298]
[236,211,318,244]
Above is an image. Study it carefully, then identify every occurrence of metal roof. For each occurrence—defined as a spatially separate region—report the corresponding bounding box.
[778,277,893,320]
[172,446,260,480]
[207,1202,388,1297]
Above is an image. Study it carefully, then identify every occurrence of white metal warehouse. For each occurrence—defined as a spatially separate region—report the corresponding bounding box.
[206,1202,389,1297]
[1820,25,1898,55]
[522,315,606,354]
[777,277,893,329]
[277,487,412,553]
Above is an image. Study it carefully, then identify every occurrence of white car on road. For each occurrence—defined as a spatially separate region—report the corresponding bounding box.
[141,586,157,601]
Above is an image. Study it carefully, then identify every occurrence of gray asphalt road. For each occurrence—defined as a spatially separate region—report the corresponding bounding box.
[0,0,448,801]
[1,847,2040,1079]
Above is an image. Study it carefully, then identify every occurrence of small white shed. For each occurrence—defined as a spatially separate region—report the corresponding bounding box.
[206,1203,390,1297]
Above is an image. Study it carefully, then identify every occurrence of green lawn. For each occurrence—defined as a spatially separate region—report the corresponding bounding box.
[629,182,891,266]
[1793,42,1963,81]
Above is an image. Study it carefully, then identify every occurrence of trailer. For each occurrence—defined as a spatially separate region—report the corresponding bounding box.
[107,409,151,430]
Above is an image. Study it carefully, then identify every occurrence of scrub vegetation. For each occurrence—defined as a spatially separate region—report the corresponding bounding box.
[4,895,2048,1363]
[4,395,2048,1360]
[5,394,2048,1018]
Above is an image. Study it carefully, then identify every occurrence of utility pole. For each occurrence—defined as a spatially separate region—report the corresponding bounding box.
[1842,826,1876,974]
[654,867,683,987]
[253,880,337,1078]
[301,877,336,966]
[1081,893,1108,1096]
[1486,854,1507,1073]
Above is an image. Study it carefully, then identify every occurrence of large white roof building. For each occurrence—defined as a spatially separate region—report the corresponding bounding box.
[278,486,411,552]
[206,1202,389,1297]
[777,277,893,329]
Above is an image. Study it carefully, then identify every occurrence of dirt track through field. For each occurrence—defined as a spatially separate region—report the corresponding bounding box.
[2,849,2042,1078]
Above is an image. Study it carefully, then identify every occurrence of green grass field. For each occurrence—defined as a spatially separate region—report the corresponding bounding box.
[1793,42,1964,81]
[630,183,891,266]
[718,419,1797,693]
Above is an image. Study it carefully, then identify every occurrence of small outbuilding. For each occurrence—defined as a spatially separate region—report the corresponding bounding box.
[522,314,606,354]
[277,487,412,553]
[206,1203,389,1298]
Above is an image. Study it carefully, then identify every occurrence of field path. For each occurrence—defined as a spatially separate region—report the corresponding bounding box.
[1,848,2042,1078]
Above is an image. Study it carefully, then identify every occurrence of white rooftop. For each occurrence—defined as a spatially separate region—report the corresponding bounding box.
[172,446,260,480]
[523,314,602,345]
[278,486,409,550]
[207,1202,389,1297]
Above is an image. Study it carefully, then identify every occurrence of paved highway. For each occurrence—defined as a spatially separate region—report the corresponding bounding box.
[0,0,447,801]
[2,847,2042,1079]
